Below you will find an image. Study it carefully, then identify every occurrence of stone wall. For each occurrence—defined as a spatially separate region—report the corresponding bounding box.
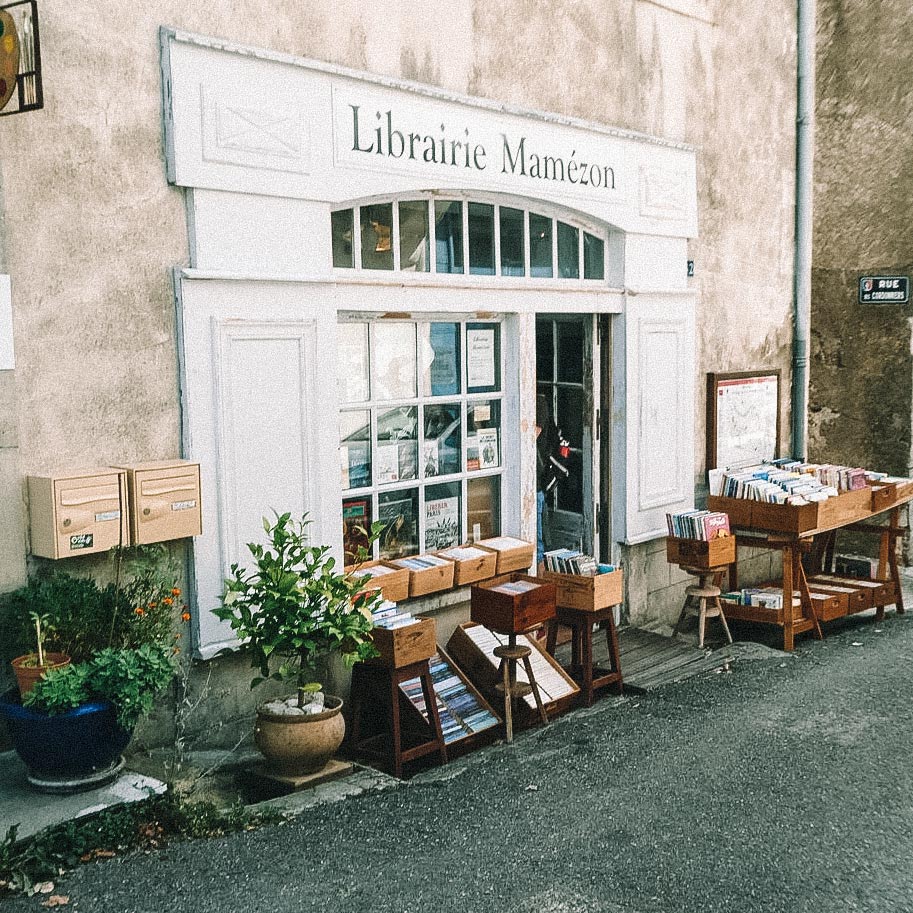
[810,0,913,476]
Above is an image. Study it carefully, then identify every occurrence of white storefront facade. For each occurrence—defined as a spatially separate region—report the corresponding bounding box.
[161,28,698,657]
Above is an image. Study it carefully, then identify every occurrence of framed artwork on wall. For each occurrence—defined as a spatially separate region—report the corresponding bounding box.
[706,370,781,471]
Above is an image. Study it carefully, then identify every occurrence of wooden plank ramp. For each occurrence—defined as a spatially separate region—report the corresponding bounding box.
[553,626,734,693]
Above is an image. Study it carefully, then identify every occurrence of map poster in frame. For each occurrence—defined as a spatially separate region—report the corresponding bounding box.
[706,370,781,471]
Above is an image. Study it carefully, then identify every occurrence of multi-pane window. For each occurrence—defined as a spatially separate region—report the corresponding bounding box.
[339,318,505,563]
[331,198,606,282]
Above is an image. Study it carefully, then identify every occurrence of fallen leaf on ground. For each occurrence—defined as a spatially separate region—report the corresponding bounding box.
[41,895,69,907]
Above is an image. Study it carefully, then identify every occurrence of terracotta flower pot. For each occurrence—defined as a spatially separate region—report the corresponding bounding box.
[10,652,71,696]
[254,695,346,776]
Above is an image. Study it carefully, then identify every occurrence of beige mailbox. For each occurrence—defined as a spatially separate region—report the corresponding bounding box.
[28,468,130,559]
[116,460,202,545]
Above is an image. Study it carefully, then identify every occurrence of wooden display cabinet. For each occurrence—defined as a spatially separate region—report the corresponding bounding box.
[666,536,735,569]
[370,617,436,669]
[539,567,624,613]
[470,574,556,634]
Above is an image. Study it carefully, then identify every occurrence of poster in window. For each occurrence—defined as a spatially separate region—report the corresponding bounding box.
[425,496,460,551]
[375,443,400,484]
[427,323,460,396]
[477,428,499,469]
[466,327,496,389]
[423,438,440,477]
[378,492,418,559]
[466,433,480,471]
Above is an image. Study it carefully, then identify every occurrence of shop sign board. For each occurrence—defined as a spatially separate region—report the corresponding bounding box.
[858,276,909,304]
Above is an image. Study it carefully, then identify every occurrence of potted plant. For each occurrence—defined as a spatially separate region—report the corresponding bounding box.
[215,512,383,776]
[0,547,188,791]
[9,612,71,696]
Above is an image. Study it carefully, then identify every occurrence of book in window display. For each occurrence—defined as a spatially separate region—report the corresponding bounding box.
[425,495,460,551]
[378,491,419,560]
[342,498,371,564]
[375,443,400,484]
[466,434,480,471]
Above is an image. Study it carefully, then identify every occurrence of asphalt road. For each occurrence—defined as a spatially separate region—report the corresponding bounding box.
[7,610,913,913]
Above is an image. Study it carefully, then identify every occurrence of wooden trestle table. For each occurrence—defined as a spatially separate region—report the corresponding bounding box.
[708,487,912,652]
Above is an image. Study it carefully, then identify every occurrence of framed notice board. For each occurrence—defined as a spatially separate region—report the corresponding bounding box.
[707,370,781,470]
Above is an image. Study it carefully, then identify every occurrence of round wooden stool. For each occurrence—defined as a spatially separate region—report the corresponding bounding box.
[493,641,548,742]
[673,565,733,649]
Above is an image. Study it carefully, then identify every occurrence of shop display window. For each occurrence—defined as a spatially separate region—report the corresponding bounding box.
[331,197,609,283]
[331,208,354,268]
[361,202,394,271]
[338,317,505,562]
[435,200,464,274]
[529,212,553,278]
[468,202,495,275]
[557,221,580,279]
[584,231,605,280]
[399,200,430,271]
[499,206,525,276]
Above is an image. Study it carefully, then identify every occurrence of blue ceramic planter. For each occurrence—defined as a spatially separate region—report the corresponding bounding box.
[0,690,132,780]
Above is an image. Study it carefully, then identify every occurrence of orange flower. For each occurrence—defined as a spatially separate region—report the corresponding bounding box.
[134,607,145,616]
[181,611,191,622]
[148,602,157,609]
[172,646,180,655]
[163,597,173,606]
[171,588,181,596]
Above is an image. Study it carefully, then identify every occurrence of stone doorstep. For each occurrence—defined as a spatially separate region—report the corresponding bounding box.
[0,750,167,842]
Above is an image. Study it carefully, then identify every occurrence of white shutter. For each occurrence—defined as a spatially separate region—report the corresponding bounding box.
[621,293,696,543]
[178,278,336,658]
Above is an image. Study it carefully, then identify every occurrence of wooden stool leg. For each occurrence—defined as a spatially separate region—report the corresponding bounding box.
[581,622,595,706]
[502,657,514,742]
[673,593,690,637]
[716,597,733,644]
[522,654,549,725]
[697,597,707,649]
[604,618,623,694]
[545,619,558,655]
[389,671,404,779]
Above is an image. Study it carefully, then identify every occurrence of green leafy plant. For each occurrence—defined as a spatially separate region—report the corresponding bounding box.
[24,644,175,729]
[1,547,188,728]
[214,512,384,707]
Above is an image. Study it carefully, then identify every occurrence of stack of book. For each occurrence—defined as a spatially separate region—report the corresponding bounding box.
[489,579,542,595]
[394,553,452,572]
[720,586,800,610]
[354,563,397,581]
[542,549,600,575]
[370,599,416,630]
[400,653,499,744]
[666,510,730,540]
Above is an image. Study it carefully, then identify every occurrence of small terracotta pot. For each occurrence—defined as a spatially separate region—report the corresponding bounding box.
[255,695,345,776]
[11,653,71,697]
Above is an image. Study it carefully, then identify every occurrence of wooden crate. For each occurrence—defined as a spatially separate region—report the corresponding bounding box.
[475,536,536,574]
[666,536,736,569]
[804,588,847,622]
[815,488,872,529]
[436,545,498,586]
[871,479,913,512]
[345,561,410,603]
[539,568,623,613]
[446,622,579,720]
[706,495,753,529]
[470,574,556,634]
[810,573,891,607]
[389,556,456,598]
[370,617,436,668]
[805,578,870,614]
[397,647,501,754]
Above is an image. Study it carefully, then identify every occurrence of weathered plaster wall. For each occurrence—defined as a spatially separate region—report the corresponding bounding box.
[809,0,913,476]
[0,0,799,746]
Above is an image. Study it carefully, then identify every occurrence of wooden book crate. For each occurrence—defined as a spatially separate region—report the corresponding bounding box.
[389,556,456,597]
[475,536,536,574]
[539,568,624,613]
[346,561,410,603]
[446,622,579,721]
[666,536,735,569]
[470,574,556,634]
[370,617,436,669]
[436,546,498,586]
